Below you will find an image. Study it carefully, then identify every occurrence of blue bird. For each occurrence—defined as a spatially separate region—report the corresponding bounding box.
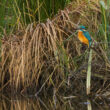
[78,26,92,47]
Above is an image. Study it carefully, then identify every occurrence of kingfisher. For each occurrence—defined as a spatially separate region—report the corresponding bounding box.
[77,26,92,47]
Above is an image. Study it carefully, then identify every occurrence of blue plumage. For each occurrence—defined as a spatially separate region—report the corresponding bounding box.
[82,30,92,46]
[79,26,92,47]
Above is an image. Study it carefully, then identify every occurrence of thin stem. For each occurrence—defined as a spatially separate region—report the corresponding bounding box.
[86,45,93,95]
[37,0,40,23]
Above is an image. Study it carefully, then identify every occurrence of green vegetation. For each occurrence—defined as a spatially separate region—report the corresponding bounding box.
[0,0,110,98]
[99,0,110,57]
[0,0,71,35]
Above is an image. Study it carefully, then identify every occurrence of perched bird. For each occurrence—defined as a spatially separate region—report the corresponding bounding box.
[78,26,92,47]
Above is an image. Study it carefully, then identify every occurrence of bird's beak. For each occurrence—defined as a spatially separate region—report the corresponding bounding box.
[77,26,82,30]
[72,26,82,30]
[74,26,81,30]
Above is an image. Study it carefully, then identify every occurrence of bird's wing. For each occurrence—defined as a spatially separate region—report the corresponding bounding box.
[82,30,92,41]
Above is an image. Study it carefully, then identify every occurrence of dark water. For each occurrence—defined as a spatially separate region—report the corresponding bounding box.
[0,94,110,110]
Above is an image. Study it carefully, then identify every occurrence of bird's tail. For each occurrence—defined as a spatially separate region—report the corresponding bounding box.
[89,40,92,48]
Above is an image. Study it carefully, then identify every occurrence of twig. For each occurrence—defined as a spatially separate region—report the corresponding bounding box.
[63,96,77,99]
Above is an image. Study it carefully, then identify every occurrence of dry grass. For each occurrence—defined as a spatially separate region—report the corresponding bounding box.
[0,0,110,96]
[1,9,74,92]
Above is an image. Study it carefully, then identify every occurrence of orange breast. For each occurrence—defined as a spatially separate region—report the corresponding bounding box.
[78,31,89,47]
